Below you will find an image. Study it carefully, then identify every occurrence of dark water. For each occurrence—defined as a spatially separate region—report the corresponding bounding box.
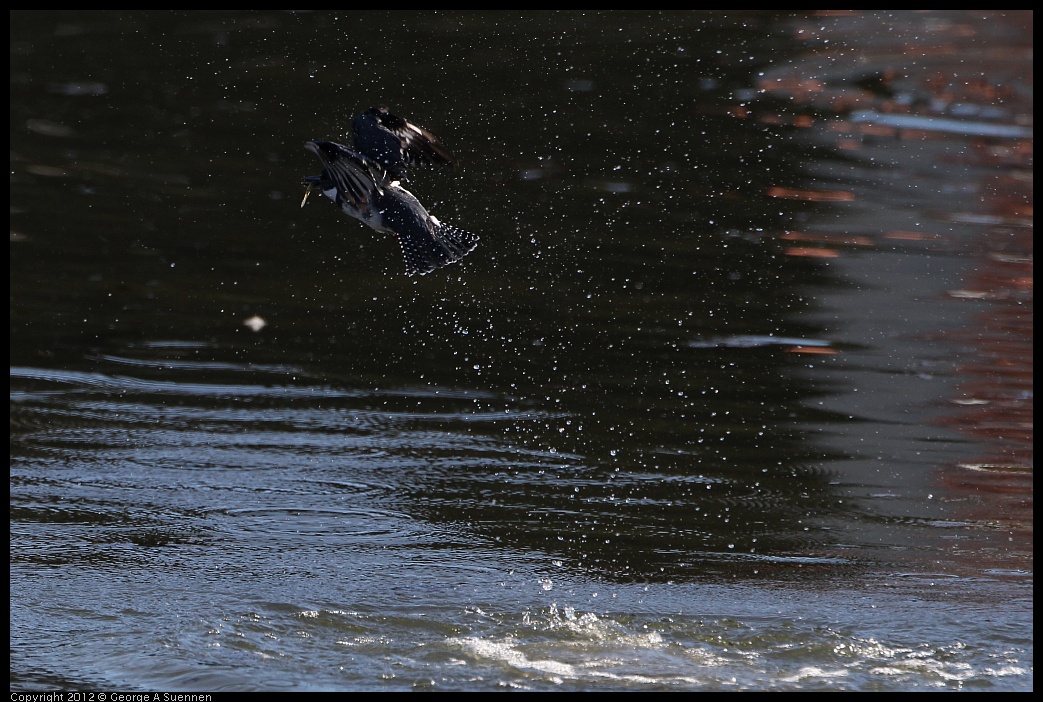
[10,11,1032,691]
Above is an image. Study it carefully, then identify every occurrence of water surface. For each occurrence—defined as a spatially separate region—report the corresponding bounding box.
[10,10,1032,691]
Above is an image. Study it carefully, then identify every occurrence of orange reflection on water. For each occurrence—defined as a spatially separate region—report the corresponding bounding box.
[767,186,855,202]
[783,247,839,259]
[786,345,838,355]
[761,10,1033,566]
[782,231,874,247]
[884,230,943,241]
[936,170,1032,555]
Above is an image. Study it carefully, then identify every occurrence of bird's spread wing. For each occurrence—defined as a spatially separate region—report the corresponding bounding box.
[363,106,457,170]
[304,141,386,212]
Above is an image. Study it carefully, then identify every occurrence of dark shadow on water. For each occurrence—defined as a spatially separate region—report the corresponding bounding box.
[11,12,1030,587]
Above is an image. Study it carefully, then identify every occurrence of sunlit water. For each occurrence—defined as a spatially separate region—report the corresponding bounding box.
[9,364,1031,691]
[10,11,1031,691]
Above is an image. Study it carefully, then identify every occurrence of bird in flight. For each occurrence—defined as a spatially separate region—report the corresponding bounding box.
[301,106,478,277]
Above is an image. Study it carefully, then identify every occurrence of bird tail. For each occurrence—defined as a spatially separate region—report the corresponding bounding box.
[400,222,479,276]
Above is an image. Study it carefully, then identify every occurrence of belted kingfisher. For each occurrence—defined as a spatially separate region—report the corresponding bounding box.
[301,107,478,277]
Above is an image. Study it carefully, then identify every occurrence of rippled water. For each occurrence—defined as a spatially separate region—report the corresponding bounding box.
[9,364,1032,691]
[10,10,1032,691]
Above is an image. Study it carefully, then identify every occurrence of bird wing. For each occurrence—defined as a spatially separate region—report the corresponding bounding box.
[370,107,457,169]
[304,141,386,212]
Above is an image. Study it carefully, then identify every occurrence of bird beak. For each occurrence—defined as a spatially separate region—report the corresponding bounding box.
[300,180,315,208]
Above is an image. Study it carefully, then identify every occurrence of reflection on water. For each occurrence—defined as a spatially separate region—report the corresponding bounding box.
[10,10,1031,691]
[756,10,1033,573]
